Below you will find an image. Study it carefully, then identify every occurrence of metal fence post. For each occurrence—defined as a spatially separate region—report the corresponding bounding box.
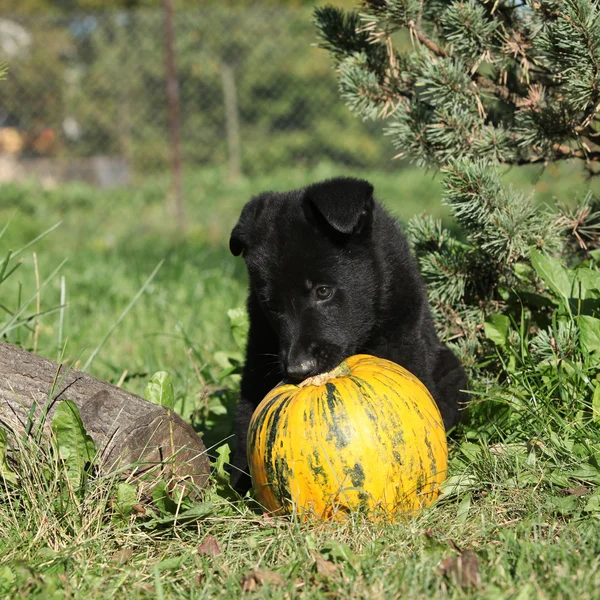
[162,0,184,229]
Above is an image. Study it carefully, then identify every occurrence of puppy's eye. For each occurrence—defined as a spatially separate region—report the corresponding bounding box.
[315,286,333,301]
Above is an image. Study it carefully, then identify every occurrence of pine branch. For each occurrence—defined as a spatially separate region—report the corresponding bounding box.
[511,142,600,164]
[314,6,387,73]
[408,19,514,105]
[316,0,600,380]
[407,19,445,58]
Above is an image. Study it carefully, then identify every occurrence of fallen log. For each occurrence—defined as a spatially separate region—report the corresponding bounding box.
[0,342,210,489]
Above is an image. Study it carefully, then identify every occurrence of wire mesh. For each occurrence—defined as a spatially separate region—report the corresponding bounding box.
[0,6,391,187]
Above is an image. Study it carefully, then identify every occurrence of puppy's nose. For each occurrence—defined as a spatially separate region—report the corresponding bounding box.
[286,357,317,381]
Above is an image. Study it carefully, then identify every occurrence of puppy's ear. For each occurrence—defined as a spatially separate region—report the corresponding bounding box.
[229,195,266,256]
[305,177,374,236]
[229,224,245,256]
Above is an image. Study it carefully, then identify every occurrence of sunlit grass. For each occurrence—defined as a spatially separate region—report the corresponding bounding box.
[1,162,600,598]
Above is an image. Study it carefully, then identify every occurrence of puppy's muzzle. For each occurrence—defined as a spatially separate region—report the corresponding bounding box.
[285,357,317,381]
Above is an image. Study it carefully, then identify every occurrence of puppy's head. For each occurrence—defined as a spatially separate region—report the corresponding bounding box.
[230,177,379,380]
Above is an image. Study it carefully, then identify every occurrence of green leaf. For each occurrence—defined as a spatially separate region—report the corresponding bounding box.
[547,494,579,515]
[484,314,511,348]
[320,540,357,565]
[579,315,600,354]
[569,465,600,485]
[530,250,571,301]
[211,443,240,501]
[0,428,17,485]
[152,481,179,515]
[0,564,15,594]
[574,268,600,299]
[213,350,242,371]
[213,444,231,480]
[146,502,214,527]
[513,261,534,282]
[438,474,478,498]
[51,400,96,490]
[593,384,600,423]
[227,307,249,350]
[115,483,138,516]
[584,490,600,513]
[459,442,484,462]
[156,556,186,572]
[144,371,175,409]
[455,491,472,524]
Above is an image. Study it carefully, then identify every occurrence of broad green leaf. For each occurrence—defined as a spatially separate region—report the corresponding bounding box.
[455,492,472,524]
[575,268,600,299]
[0,428,17,485]
[484,314,511,348]
[438,474,478,498]
[547,494,579,515]
[227,307,249,350]
[211,443,240,501]
[584,490,600,512]
[152,481,179,514]
[213,350,242,371]
[0,564,15,593]
[320,540,357,564]
[593,384,600,424]
[51,400,96,489]
[530,250,571,301]
[569,465,600,485]
[542,471,571,487]
[115,483,138,516]
[207,395,229,416]
[579,315,600,354]
[213,443,231,483]
[513,261,533,282]
[145,502,214,527]
[156,556,186,571]
[144,371,175,409]
[459,441,484,462]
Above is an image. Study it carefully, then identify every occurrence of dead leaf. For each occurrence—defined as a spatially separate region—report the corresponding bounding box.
[312,552,339,579]
[439,549,480,589]
[198,535,221,557]
[111,548,133,564]
[561,486,591,497]
[241,569,285,592]
[293,578,305,590]
[241,573,259,593]
[132,503,146,515]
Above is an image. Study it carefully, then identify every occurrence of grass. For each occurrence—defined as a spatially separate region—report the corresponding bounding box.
[1,161,600,598]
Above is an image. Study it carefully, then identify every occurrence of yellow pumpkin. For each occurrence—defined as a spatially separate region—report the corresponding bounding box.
[247,354,448,520]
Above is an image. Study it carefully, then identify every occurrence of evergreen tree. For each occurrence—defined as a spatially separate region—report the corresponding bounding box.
[314,1,600,377]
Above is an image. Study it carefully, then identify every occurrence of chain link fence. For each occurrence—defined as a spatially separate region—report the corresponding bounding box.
[0,6,391,188]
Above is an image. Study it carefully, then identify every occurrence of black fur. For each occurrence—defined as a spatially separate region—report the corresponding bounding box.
[230,177,467,489]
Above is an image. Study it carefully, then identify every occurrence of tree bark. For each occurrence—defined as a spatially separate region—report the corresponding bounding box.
[0,342,210,489]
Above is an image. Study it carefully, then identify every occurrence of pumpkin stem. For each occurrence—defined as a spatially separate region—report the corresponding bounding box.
[297,360,352,388]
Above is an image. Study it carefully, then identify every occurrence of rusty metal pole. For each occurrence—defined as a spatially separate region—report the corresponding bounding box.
[162,0,184,229]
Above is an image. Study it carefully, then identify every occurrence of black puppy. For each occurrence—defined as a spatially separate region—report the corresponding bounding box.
[230,177,466,487]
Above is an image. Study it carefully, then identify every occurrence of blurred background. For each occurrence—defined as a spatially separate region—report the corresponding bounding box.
[0,1,389,190]
[1,0,598,448]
